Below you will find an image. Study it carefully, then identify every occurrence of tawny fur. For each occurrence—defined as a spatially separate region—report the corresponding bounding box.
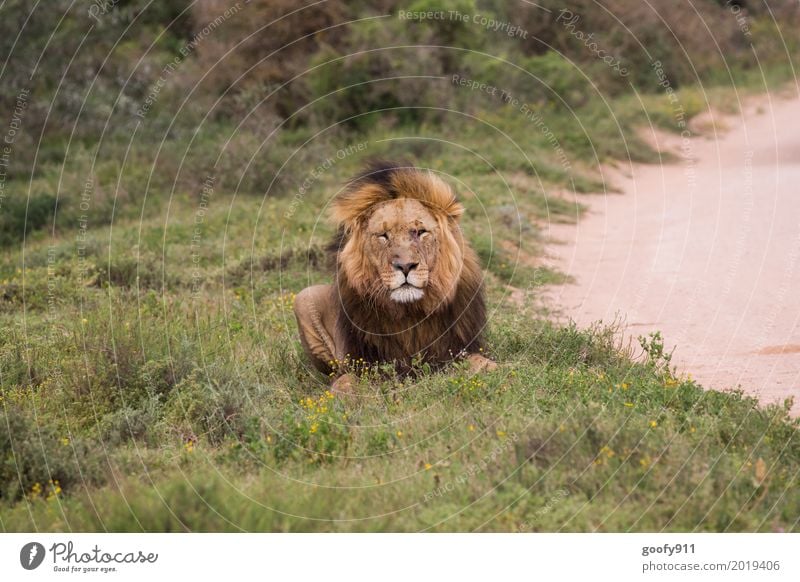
[296,161,491,379]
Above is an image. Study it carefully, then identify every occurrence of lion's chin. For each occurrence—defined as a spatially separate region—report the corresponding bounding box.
[389,285,425,304]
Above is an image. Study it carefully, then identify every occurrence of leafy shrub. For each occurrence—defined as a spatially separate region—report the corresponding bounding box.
[0,192,57,247]
[0,408,104,501]
[163,370,260,445]
[189,0,347,119]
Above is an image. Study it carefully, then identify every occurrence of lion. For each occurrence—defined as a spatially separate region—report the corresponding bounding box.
[294,161,496,394]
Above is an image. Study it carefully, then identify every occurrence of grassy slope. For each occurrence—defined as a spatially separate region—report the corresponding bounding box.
[1,77,799,532]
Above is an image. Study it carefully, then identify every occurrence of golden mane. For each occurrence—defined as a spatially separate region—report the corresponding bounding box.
[331,162,465,230]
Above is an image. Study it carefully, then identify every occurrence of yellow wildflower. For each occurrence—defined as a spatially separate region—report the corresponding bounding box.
[599,445,615,458]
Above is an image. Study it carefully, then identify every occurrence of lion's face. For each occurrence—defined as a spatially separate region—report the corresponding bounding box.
[365,198,439,304]
[333,164,470,312]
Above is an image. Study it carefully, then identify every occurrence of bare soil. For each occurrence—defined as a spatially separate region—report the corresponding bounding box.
[543,91,800,414]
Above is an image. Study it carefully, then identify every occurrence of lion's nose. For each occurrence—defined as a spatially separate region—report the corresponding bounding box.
[392,260,418,276]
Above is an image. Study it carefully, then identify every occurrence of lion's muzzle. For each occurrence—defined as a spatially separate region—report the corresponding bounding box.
[388,263,427,303]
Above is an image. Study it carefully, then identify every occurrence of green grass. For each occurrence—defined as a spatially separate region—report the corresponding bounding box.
[1,177,798,531]
[2,58,799,531]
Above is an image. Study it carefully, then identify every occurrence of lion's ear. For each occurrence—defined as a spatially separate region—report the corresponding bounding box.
[330,183,390,230]
[433,192,464,223]
[446,199,465,222]
[434,176,464,221]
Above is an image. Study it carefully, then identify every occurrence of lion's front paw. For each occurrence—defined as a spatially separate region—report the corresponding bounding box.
[467,353,498,373]
[330,373,356,396]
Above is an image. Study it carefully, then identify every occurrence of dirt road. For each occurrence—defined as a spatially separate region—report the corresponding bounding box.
[544,92,800,414]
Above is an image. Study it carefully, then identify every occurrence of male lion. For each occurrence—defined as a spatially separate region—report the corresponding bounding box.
[294,161,496,393]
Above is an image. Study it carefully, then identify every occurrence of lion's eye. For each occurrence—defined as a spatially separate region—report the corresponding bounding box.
[414,229,429,238]
[377,233,389,242]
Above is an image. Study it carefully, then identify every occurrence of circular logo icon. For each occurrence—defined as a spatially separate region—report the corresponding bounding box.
[20,542,46,570]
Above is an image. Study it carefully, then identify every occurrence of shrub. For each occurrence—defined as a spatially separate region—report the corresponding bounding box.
[0,408,104,501]
[0,192,57,247]
[189,0,347,119]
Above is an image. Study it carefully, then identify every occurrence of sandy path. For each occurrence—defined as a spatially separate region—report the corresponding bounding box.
[544,92,800,414]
